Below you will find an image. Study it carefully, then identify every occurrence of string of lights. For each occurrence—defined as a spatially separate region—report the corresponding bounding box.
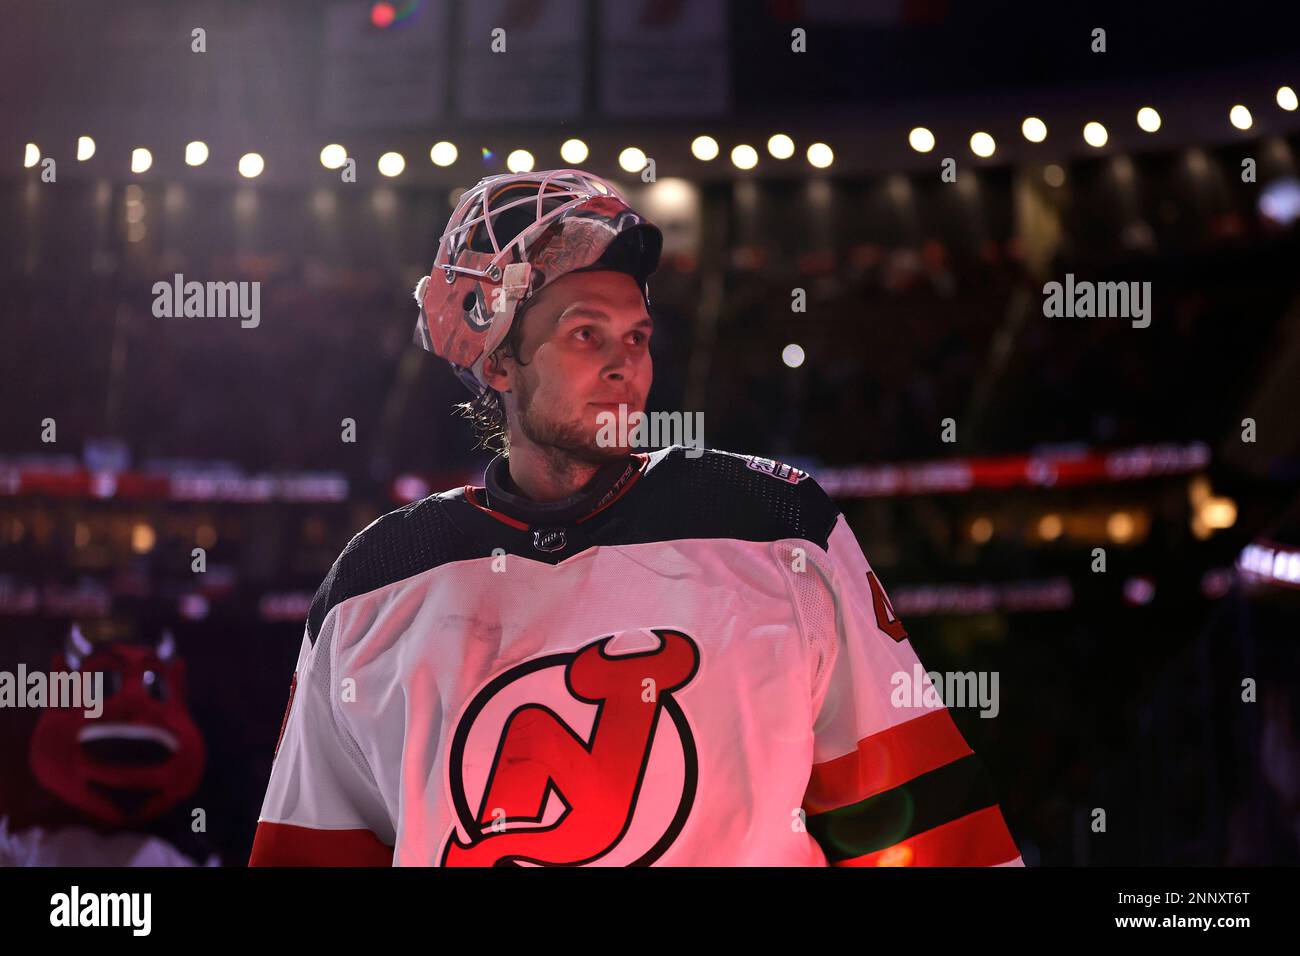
[21,85,1294,178]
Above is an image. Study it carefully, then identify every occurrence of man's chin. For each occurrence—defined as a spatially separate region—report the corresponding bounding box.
[571,436,635,464]
[587,405,646,448]
[522,417,634,464]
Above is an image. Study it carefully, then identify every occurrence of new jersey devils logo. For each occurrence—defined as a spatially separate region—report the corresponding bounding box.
[440,629,700,866]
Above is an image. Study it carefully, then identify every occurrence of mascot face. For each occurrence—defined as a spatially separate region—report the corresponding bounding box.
[29,628,206,827]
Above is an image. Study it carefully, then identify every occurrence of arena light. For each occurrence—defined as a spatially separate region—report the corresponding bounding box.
[1037,513,1064,541]
[891,578,1074,616]
[1123,576,1155,606]
[618,146,647,173]
[806,142,833,169]
[1186,148,1211,176]
[1238,542,1300,587]
[1136,107,1161,132]
[506,148,534,173]
[767,133,795,159]
[969,132,995,158]
[76,136,95,161]
[378,151,406,177]
[131,147,153,173]
[238,152,264,178]
[1229,104,1253,130]
[691,135,719,161]
[1021,117,1047,143]
[1107,511,1135,543]
[645,177,696,216]
[1200,496,1237,530]
[908,127,935,153]
[23,143,39,168]
[559,138,587,164]
[782,343,805,368]
[430,141,458,166]
[1043,164,1066,187]
[1278,86,1299,112]
[1259,177,1300,225]
[320,144,347,169]
[1083,121,1108,148]
[730,144,758,170]
[131,522,156,554]
[185,141,209,166]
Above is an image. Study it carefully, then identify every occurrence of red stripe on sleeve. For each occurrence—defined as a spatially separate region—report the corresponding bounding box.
[804,709,973,815]
[248,821,394,867]
[834,805,1021,867]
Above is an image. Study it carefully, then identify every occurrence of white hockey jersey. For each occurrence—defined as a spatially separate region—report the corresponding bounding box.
[250,446,1022,867]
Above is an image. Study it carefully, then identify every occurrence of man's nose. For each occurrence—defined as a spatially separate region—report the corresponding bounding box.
[601,344,634,380]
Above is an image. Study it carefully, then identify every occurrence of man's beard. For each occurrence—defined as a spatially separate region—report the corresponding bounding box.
[514,375,633,466]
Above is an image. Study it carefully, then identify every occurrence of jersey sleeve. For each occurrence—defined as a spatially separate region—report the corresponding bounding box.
[798,512,1023,867]
[248,616,395,866]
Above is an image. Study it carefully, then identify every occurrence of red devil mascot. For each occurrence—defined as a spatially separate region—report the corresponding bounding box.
[0,622,216,866]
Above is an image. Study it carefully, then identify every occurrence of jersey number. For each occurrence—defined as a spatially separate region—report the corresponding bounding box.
[867,572,909,642]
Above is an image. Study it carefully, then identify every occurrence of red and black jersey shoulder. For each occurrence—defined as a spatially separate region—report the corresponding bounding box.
[305,447,840,645]
[305,494,481,645]
[618,446,840,550]
[442,446,840,559]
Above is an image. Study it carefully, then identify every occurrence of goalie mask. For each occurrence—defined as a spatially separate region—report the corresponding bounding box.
[413,169,663,395]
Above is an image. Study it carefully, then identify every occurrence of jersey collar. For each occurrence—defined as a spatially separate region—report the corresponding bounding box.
[477,452,647,527]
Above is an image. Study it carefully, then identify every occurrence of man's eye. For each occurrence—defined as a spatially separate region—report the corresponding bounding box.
[573,327,593,341]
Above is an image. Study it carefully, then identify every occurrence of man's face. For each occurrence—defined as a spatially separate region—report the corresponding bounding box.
[484,269,653,463]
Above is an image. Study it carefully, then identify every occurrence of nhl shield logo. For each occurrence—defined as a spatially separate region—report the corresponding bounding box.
[533,527,567,552]
[440,629,700,866]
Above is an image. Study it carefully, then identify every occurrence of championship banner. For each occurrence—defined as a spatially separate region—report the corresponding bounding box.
[598,0,729,117]
[456,0,584,120]
[319,0,450,128]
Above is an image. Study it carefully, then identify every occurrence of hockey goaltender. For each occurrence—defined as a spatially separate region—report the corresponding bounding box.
[249,169,1023,868]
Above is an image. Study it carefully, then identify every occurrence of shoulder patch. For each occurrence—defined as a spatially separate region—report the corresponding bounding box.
[739,454,809,485]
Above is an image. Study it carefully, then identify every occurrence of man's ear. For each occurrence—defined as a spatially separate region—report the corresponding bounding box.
[481,347,511,393]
